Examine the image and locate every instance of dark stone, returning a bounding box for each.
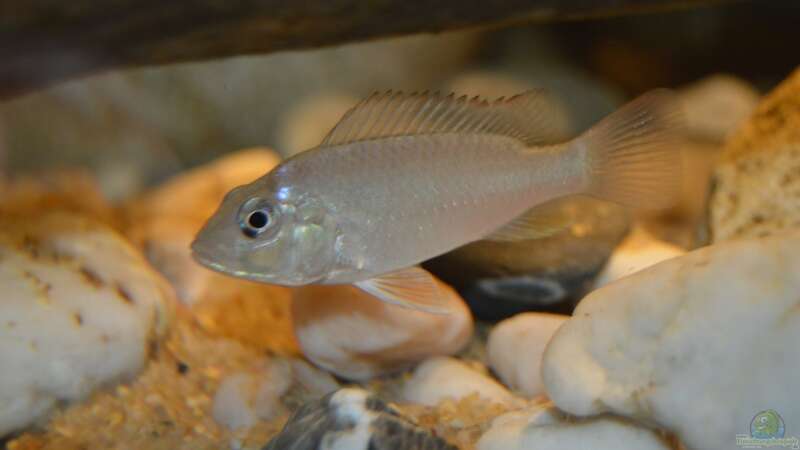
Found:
[423,197,630,321]
[264,388,455,450]
[1,0,736,100]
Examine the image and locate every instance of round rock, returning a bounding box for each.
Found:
[710,67,800,242]
[403,357,516,407]
[487,313,568,397]
[0,212,173,436]
[291,282,472,381]
[542,232,800,450]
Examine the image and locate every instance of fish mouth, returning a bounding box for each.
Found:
[190,242,227,273]
[190,239,286,284]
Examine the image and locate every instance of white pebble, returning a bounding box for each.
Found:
[487,313,567,396]
[403,357,516,407]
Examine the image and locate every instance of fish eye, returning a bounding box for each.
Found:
[247,210,269,229]
[238,199,274,238]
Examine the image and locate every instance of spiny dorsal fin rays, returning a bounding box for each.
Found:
[319,89,570,147]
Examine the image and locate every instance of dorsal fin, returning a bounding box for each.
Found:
[320,90,569,147]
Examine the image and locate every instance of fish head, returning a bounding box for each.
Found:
[191,178,339,285]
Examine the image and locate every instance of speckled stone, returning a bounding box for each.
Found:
[264,388,456,450]
[423,197,630,321]
[0,212,173,437]
[711,67,800,241]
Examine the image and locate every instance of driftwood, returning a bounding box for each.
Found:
[1,0,733,99]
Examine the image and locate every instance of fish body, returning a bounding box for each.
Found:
[192,90,682,312]
[275,134,577,283]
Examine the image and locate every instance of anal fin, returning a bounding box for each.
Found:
[485,196,577,242]
[354,267,451,315]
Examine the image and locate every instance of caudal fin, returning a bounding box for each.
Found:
[578,89,684,210]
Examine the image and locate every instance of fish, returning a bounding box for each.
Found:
[191,89,683,314]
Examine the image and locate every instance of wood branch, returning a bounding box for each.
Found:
[1,0,733,100]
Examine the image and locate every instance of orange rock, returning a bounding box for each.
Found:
[291,280,473,380]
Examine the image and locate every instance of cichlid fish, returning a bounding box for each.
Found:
[191,89,682,313]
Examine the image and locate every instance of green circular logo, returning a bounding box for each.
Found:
[751,410,786,439]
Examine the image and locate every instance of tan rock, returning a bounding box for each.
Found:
[291,281,473,380]
[711,67,800,241]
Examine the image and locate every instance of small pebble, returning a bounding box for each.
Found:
[403,357,517,407]
[487,313,567,397]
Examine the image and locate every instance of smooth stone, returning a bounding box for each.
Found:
[593,227,685,288]
[264,387,456,450]
[477,404,671,450]
[487,313,568,397]
[423,196,630,321]
[0,212,173,436]
[542,232,800,450]
[711,67,800,242]
[125,148,281,304]
[403,357,516,407]
[291,282,473,381]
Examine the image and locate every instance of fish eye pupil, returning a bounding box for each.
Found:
[247,210,269,229]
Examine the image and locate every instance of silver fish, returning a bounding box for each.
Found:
[192,89,682,313]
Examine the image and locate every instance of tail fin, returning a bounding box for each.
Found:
[577,89,684,210]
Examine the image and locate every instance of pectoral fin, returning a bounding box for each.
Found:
[485,197,576,242]
[355,267,451,315]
